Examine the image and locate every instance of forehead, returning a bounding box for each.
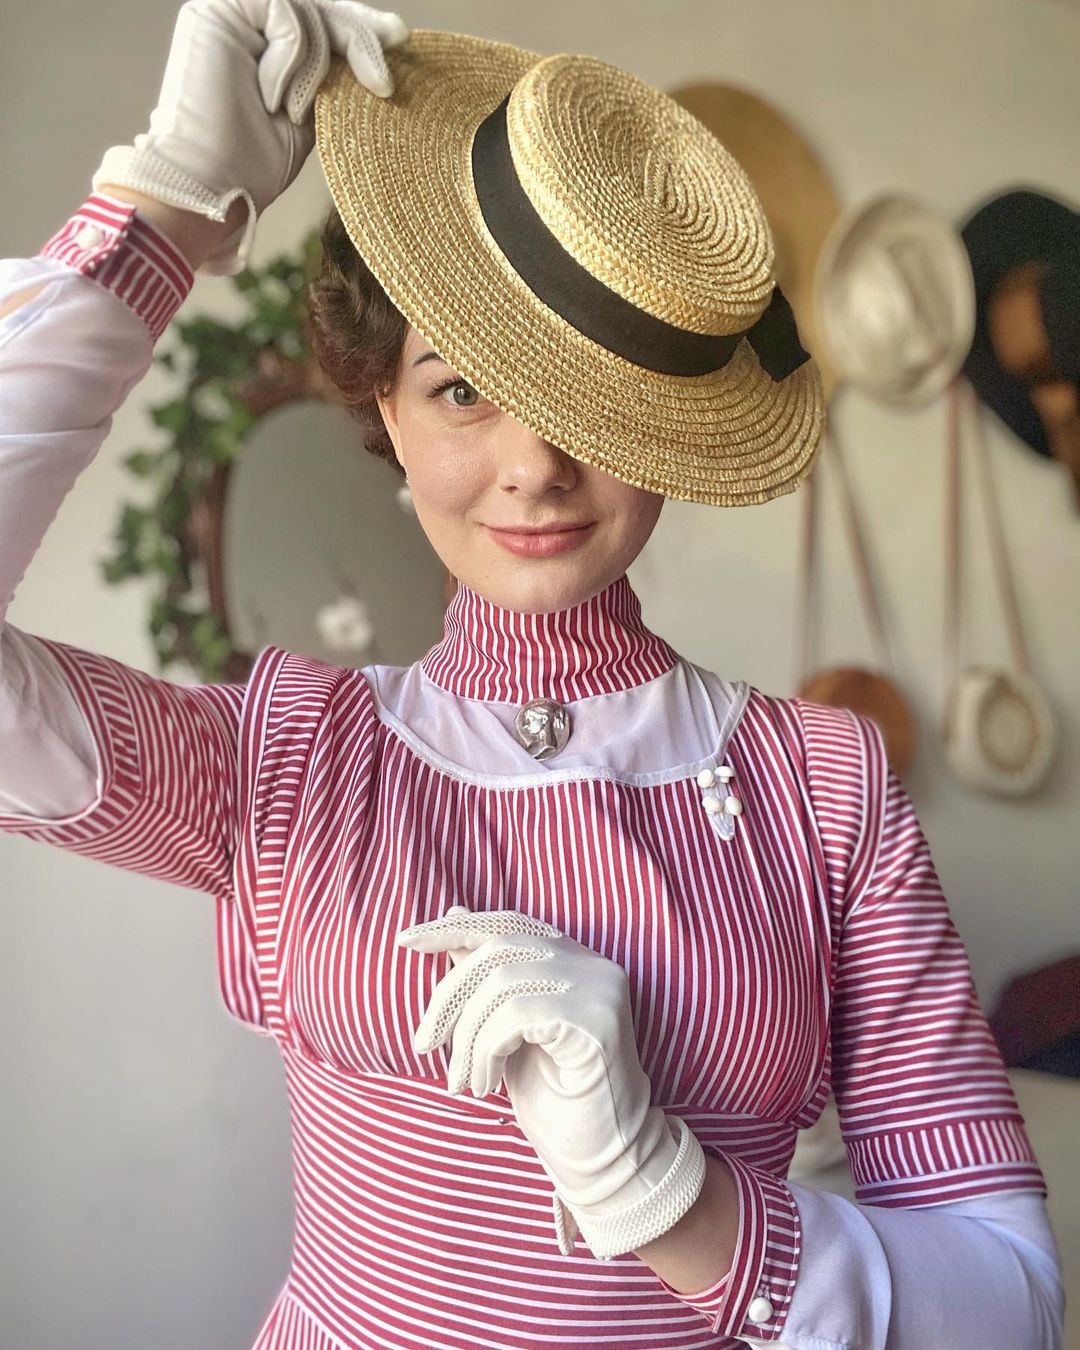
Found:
[405,327,452,368]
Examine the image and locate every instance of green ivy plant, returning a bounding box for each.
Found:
[99,229,332,684]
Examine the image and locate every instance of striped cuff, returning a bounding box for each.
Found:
[848,1118,1047,1206]
[655,1149,801,1340]
[38,193,194,342]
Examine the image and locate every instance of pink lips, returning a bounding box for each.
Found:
[485,522,596,558]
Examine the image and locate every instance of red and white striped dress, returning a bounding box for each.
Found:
[0,572,1048,1350]
[0,195,1057,1347]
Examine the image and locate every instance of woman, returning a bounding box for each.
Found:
[0,2,1064,1346]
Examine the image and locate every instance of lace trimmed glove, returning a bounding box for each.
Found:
[395,904,707,1260]
[92,0,409,275]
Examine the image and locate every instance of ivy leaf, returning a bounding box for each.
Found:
[151,400,194,434]
[175,317,224,346]
[224,402,256,437]
[208,429,245,464]
[100,553,145,583]
[149,598,172,635]
[152,543,181,579]
[173,411,216,455]
[157,486,192,532]
[267,258,299,284]
[123,449,159,478]
[117,502,149,543]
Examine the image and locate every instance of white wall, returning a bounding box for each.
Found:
[1,0,1077,1345]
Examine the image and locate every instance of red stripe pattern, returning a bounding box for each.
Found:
[422,575,678,702]
[0,579,1046,1348]
[38,193,194,341]
[0,636,260,1029]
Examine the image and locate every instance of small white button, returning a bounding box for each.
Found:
[723,795,743,816]
[703,795,724,815]
[717,765,735,782]
[697,768,716,788]
[75,224,105,249]
[747,1295,774,1323]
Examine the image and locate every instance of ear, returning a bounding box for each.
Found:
[375,385,406,474]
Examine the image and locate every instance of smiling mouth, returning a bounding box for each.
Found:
[486,522,595,535]
[485,522,597,557]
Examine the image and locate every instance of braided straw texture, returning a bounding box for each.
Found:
[507,55,774,332]
[314,30,825,506]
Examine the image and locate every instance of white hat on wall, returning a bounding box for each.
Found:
[814,193,976,406]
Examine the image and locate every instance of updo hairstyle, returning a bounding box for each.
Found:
[306,204,409,476]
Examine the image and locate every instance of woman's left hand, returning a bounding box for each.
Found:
[395,904,706,1257]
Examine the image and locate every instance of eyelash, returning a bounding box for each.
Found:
[426,376,480,406]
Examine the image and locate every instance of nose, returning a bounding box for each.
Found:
[496,418,579,496]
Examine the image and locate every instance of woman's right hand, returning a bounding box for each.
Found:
[91,0,409,275]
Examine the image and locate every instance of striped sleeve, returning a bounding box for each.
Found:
[661,697,1047,1342]
[824,708,1047,1206]
[0,632,245,899]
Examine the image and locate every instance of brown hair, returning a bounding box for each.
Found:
[306,204,409,476]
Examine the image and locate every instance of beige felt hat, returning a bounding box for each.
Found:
[814,194,976,406]
[313,29,825,507]
[668,82,843,400]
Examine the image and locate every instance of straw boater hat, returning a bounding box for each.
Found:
[813,194,976,407]
[313,30,826,507]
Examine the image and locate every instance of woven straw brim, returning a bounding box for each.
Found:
[314,30,825,508]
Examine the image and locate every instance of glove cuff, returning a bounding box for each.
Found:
[553,1114,707,1260]
[90,145,256,276]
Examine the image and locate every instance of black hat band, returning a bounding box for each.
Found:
[471,94,810,381]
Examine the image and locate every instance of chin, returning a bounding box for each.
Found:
[466,557,617,615]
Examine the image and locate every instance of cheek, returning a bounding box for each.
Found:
[597,481,664,539]
[399,421,489,512]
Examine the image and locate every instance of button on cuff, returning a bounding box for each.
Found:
[747,1294,774,1323]
[74,224,105,249]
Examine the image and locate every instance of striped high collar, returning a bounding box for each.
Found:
[420,575,678,704]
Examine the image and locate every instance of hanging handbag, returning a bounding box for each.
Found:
[941,378,1057,795]
[794,412,917,779]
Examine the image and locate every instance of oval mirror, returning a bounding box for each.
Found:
[223,400,446,669]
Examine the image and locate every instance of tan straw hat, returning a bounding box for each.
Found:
[313,30,826,507]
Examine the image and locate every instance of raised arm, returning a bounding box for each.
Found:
[0,0,409,830]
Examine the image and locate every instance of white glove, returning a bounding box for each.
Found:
[91,0,409,275]
[395,904,707,1260]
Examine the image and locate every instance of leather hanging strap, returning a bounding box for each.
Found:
[793,394,897,691]
[943,378,1034,733]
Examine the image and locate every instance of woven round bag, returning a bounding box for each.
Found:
[943,668,1056,796]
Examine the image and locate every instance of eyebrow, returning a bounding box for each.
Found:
[412,351,450,368]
